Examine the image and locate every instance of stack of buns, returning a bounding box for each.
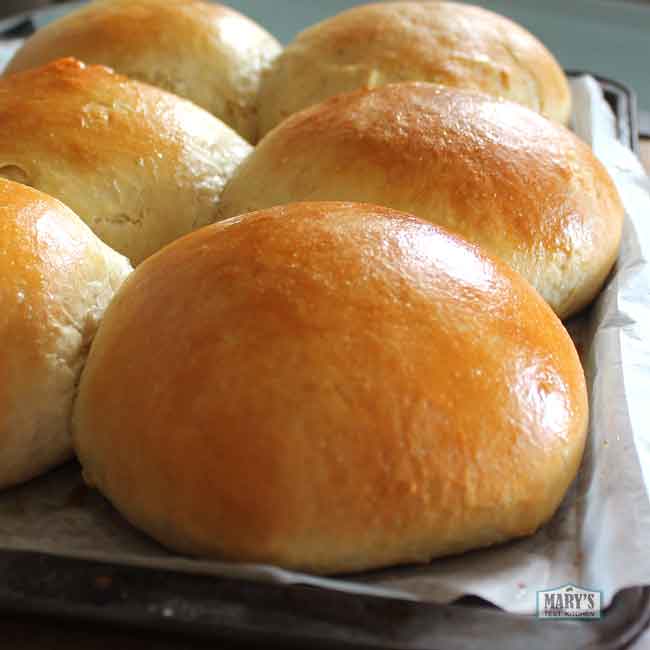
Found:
[0,0,624,575]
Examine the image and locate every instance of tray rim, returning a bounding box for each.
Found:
[1,548,650,650]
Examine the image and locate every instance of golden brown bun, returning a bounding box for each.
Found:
[0,179,131,491]
[0,58,251,265]
[73,202,588,574]
[220,83,624,319]
[5,0,282,142]
[257,1,571,135]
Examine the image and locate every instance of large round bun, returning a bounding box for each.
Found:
[5,0,282,143]
[221,83,624,319]
[0,58,251,265]
[73,202,588,574]
[258,1,571,136]
[0,179,131,491]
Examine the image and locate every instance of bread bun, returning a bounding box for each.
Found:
[220,83,623,319]
[0,179,131,491]
[257,1,571,136]
[73,202,588,573]
[0,58,251,265]
[5,0,282,143]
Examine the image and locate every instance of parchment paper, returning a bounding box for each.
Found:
[0,39,20,70]
[1,58,649,614]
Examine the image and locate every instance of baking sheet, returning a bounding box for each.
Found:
[1,40,649,615]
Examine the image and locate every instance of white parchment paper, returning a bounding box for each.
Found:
[1,45,649,615]
[0,39,20,70]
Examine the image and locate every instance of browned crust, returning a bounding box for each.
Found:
[0,58,251,265]
[0,179,131,489]
[222,82,624,319]
[258,1,571,135]
[6,0,282,142]
[73,202,588,573]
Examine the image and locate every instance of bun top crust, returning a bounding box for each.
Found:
[0,58,251,265]
[220,83,624,319]
[5,0,282,142]
[257,1,571,135]
[73,201,588,573]
[0,179,131,490]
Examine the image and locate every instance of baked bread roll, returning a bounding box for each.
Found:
[220,83,624,319]
[5,0,282,143]
[257,1,571,136]
[0,58,251,265]
[0,179,131,491]
[73,202,588,573]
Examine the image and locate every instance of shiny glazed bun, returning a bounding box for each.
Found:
[73,202,588,574]
[5,0,282,142]
[0,58,251,265]
[220,83,624,319]
[257,1,571,136]
[0,179,131,491]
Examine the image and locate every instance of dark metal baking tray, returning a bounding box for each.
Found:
[1,548,649,650]
[0,9,646,648]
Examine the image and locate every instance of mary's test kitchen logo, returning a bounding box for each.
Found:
[537,584,602,619]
